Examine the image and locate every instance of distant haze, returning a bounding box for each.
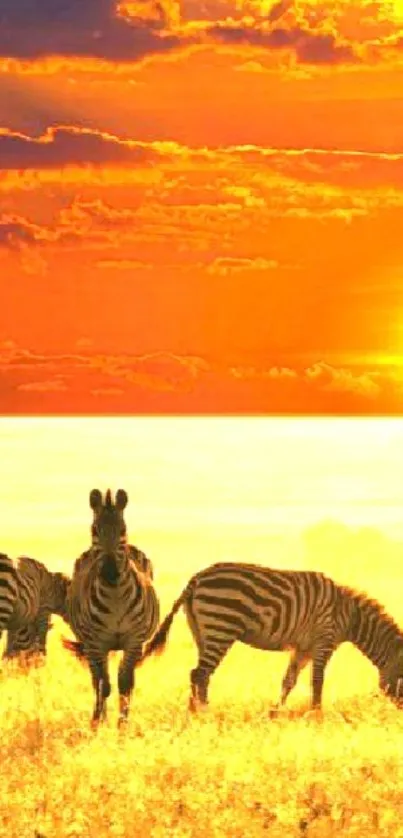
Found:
[1,417,402,609]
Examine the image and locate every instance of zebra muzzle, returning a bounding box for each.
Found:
[100,554,120,584]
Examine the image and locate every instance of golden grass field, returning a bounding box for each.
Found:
[2,573,403,838]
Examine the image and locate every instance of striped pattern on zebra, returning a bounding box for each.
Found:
[5,557,70,660]
[3,619,54,662]
[139,562,403,713]
[71,544,154,587]
[63,489,159,728]
[129,546,154,583]
[61,544,154,666]
[0,552,19,639]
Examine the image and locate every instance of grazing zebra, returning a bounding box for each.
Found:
[5,558,70,657]
[63,489,159,728]
[139,562,403,713]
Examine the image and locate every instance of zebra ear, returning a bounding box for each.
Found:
[115,489,128,510]
[89,489,103,511]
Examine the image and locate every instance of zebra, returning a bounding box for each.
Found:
[5,558,70,660]
[139,562,403,713]
[63,488,159,728]
[61,543,154,666]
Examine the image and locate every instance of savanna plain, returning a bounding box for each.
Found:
[1,571,403,838]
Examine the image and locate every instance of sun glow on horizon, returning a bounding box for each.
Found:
[2,417,403,578]
[391,0,403,20]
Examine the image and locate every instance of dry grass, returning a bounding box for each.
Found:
[2,597,403,838]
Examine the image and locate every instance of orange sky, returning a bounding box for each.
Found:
[1,0,403,413]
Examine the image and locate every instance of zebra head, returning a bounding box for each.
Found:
[4,621,54,662]
[380,647,403,707]
[90,489,129,581]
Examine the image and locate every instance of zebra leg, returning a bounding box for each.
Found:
[36,610,51,656]
[279,649,310,707]
[311,641,335,709]
[88,656,111,728]
[189,638,235,713]
[3,630,16,659]
[117,646,142,728]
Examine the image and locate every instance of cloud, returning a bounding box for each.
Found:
[0,0,364,66]
[0,213,52,273]
[2,339,403,414]
[0,342,210,398]
[0,198,146,270]
[207,256,278,274]
[305,361,380,398]
[96,259,153,269]
[5,127,402,188]
[2,138,403,282]
[88,351,210,393]
[2,140,403,283]
[0,0,185,61]
[0,126,161,169]
[230,360,382,400]
[267,0,293,24]
[0,216,40,247]
[233,59,269,72]
[18,378,68,392]
[207,22,359,64]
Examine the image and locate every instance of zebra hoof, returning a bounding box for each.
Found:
[117,716,128,730]
[189,696,208,714]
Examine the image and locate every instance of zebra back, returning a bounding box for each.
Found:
[10,557,71,641]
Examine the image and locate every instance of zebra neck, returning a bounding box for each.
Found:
[96,543,128,585]
[347,595,402,670]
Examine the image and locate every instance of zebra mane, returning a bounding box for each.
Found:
[105,489,113,507]
[17,556,48,575]
[52,571,71,589]
[342,584,403,640]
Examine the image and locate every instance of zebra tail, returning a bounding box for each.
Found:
[62,637,88,664]
[138,585,190,666]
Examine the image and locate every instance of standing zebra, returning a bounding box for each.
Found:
[139,562,403,713]
[5,558,70,657]
[63,489,159,728]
